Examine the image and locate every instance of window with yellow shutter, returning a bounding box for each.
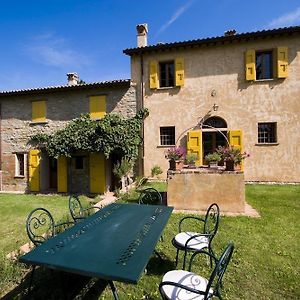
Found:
[32,100,46,122]
[245,47,288,81]
[89,95,106,119]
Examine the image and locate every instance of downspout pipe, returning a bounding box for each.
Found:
[140,52,145,176]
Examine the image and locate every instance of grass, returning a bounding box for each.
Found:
[0,184,299,299]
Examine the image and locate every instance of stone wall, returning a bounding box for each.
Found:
[0,84,136,191]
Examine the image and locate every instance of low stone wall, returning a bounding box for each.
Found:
[167,168,245,213]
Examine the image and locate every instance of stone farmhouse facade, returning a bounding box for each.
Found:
[0,75,136,193]
[124,25,300,183]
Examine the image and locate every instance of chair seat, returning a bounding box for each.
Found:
[161,270,213,300]
[174,232,209,250]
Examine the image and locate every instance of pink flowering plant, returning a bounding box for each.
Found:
[216,145,250,165]
[165,146,186,161]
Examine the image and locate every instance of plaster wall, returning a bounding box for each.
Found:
[167,171,245,213]
[131,34,300,182]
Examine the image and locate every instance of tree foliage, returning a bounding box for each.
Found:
[30,109,149,160]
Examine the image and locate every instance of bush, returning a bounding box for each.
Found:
[151,165,163,177]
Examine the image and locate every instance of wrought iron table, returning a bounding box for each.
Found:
[19,203,173,299]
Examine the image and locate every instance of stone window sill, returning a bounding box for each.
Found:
[255,143,279,146]
[14,175,25,179]
[157,145,175,148]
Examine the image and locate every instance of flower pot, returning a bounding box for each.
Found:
[225,160,235,171]
[209,161,218,169]
[169,159,184,171]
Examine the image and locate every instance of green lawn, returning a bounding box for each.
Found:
[0,184,299,299]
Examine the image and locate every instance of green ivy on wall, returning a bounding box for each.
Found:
[30,109,149,160]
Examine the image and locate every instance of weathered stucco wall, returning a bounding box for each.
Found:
[0,84,136,191]
[131,34,300,182]
[167,170,245,213]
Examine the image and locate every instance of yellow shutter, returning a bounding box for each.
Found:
[89,95,106,119]
[175,58,184,87]
[29,149,40,192]
[149,60,158,89]
[57,156,68,193]
[187,130,202,166]
[245,49,256,81]
[277,47,288,78]
[90,153,106,194]
[228,130,244,170]
[32,101,46,122]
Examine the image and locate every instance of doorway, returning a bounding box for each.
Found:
[49,157,57,189]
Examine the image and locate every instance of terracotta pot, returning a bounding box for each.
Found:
[169,159,184,171]
[225,160,235,171]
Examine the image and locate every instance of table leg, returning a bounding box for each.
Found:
[108,281,119,300]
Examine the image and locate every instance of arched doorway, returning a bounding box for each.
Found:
[202,116,228,159]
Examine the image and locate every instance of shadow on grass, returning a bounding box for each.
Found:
[145,256,175,276]
[2,266,108,300]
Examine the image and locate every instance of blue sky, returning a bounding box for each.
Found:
[0,0,300,91]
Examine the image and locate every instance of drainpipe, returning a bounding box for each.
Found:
[140,52,145,176]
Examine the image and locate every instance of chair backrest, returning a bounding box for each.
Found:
[69,194,84,221]
[26,208,55,247]
[138,188,162,205]
[203,203,220,239]
[207,242,234,298]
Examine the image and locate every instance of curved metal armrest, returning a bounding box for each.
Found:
[179,216,204,232]
[184,232,212,248]
[54,221,74,234]
[188,249,218,272]
[159,280,206,297]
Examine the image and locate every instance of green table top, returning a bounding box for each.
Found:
[19,203,173,284]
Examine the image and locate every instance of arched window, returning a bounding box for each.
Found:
[203,117,227,129]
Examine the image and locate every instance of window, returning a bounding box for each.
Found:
[149,58,184,89]
[245,48,288,81]
[258,123,277,143]
[160,127,175,145]
[32,100,46,122]
[15,153,25,177]
[159,61,175,87]
[256,51,273,80]
[89,95,106,119]
[75,157,84,169]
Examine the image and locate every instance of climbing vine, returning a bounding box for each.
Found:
[30,109,149,160]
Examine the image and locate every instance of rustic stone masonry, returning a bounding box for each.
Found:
[0,83,137,192]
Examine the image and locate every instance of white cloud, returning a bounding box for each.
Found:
[267,6,300,28]
[156,0,196,36]
[25,33,91,68]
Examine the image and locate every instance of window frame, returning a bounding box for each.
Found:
[257,122,278,144]
[159,126,176,146]
[159,61,175,88]
[15,153,26,178]
[255,50,274,80]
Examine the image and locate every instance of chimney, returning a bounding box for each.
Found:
[67,72,79,86]
[136,23,148,47]
[224,29,237,37]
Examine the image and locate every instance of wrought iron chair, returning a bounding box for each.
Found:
[138,188,164,259]
[138,187,163,205]
[159,242,234,300]
[26,207,74,247]
[172,203,220,269]
[25,207,74,294]
[69,194,102,223]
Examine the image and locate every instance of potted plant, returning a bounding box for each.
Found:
[165,146,186,171]
[204,152,221,169]
[216,145,250,171]
[185,152,198,168]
